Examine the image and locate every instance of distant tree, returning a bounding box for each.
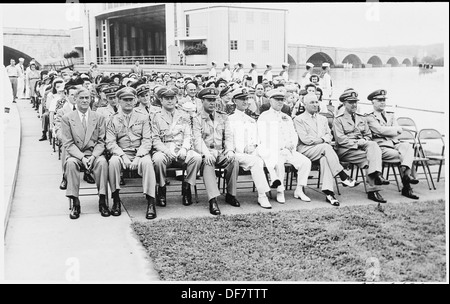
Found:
[412,56,419,66]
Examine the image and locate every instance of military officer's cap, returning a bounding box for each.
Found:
[266,63,272,67]
[129,73,138,79]
[322,62,330,68]
[197,87,219,99]
[219,86,232,97]
[282,62,289,67]
[251,62,257,66]
[102,84,119,96]
[299,89,308,96]
[153,85,165,100]
[267,88,285,99]
[306,62,314,68]
[367,89,388,101]
[116,86,136,99]
[224,61,230,66]
[211,60,217,65]
[136,84,150,97]
[96,83,109,94]
[231,87,249,100]
[157,87,179,99]
[339,89,359,103]
[80,73,90,80]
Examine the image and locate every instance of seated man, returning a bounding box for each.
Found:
[96,84,121,123]
[365,89,419,199]
[333,89,389,204]
[294,94,359,206]
[228,88,272,209]
[257,88,312,203]
[106,87,157,219]
[60,87,110,219]
[134,84,161,120]
[152,86,202,207]
[192,87,239,216]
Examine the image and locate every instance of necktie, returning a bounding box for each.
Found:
[73,105,76,111]
[125,115,130,126]
[351,114,355,123]
[82,114,87,132]
[381,112,387,123]
[209,113,214,121]
[113,106,118,113]
[145,106,149,113]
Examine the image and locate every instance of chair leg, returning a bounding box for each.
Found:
[423,161,436,190]
[194,185,199,204]
[419,161,432,190]
[437,160,443,182]
[317,166,321,189]
[385,165,390,181]
[392,165,401,192]
[335,177,341,195]
[360,168,368,193]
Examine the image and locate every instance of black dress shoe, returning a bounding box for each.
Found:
[403,174,419,185]
[225,193,240,207]
[120,176,125,186]
[83,172,95,184]
[156,186,167,207]
[99,203,111,217]
[374,175,390,185]
[69,197,81,219]
[182,182,193,206]
[38,134,47,141]
[367,191,387,203]
[209,198,221,215]
[270,179,281,189]
[59,177,67,190]
[110,200,122,216]
[402,186,419,200]
[146,197,157,220]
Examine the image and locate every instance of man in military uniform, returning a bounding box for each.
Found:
[301,62,314,88]
[333,89,390,203]
[365,89,419,199]
[320,63,333,99]
[96,84,120,123]
[60,87,110,219]
[248,62,258,88]
[193,87,239,216]
[134,84,161,121]
[280,62,289,82]
[106,87,157,219]
[220,61,232,82]
[257,88,312,203]
[208,61,217,79]
[228,88,272,209]
[152,86,202,206]
[262,63,273,82]
[294,94,359,206]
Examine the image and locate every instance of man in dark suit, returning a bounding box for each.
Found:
[61,87,110,219]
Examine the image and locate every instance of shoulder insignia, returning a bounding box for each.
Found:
[335,113,344,118]
[386,111,394,114]
[216,110,227,115]
[356,113,364,116]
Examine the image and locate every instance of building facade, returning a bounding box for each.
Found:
[77,3,287,69]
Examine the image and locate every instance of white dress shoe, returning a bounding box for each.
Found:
[341,177,360,188]
[276,191,285,204]
[258,195,272,209]
[294,188,311,202]
[326,194,340,206]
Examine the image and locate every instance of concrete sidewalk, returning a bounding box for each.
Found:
[4,98,446,282]
[4,99,158,282]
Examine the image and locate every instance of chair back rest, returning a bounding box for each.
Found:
[418,128,445,156]
[397,117,417,132]
[398,129,416,142]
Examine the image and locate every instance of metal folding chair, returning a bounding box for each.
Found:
[418,128,445,184]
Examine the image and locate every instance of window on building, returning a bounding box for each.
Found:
[230,11,238,23]
[262,40,269,52]
[230,40,238,50]
[246,12,254,23]
[246,40,254,51]
[261,12,269,24]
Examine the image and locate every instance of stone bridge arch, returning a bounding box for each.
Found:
[367,55,383,67]
[402,58,412,66]
[306,52,335,68]
[287,54,296,66]
[387,57,399,67]
[3,46,38,67]
[342,54,363,68]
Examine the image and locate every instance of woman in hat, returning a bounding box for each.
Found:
[27,63,41,109]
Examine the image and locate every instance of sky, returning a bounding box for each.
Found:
[1,2,448,48]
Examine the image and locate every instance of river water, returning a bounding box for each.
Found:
[289,67,448,134]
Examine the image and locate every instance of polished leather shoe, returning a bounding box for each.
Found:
[83,172,95,184]
[69,197,81,219]
[38,134,47,141]
[110,200,122,216]
[156,186,167,207]
[225,193,240,207]
[59,177,67,190]
[182,182,193,206]
[209,198,221,215]
[326,195,340,206]
[120,176,125,186]
[402,186,419,200]
[270,179,281,189]
[341,177,360,188]
[403,174,419,185]
[99,203,111,217]
[146,197,157,219]
[368,191,387,203]
[374,175,390,186]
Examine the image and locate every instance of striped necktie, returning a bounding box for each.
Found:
[82,114,87,132]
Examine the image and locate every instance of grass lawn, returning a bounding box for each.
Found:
[132,200,447,282]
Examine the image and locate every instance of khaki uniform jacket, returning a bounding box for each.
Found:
[193,109,233,157]
[134,104,161,123]
[61,109,106,161]
[152,108,192,156]
[106,109,152,157]
[96,104,119,123]
[179,96,203,113]
[333,112,372,155]
[365,111,402,148]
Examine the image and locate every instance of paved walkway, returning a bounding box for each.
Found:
[4,98,446,282]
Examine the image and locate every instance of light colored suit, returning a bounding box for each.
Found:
[61,109,108,197]
[106,109,156,197]
[193,109,238,200]
[365,111,414,169]
[333,111,382,191]
[294,112,343,192]
[257,108,311,191]
[179,96,203,113]
[152,108,202,187]
[229,110,270,196]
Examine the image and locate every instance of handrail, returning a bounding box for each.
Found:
[97,56,167,65]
